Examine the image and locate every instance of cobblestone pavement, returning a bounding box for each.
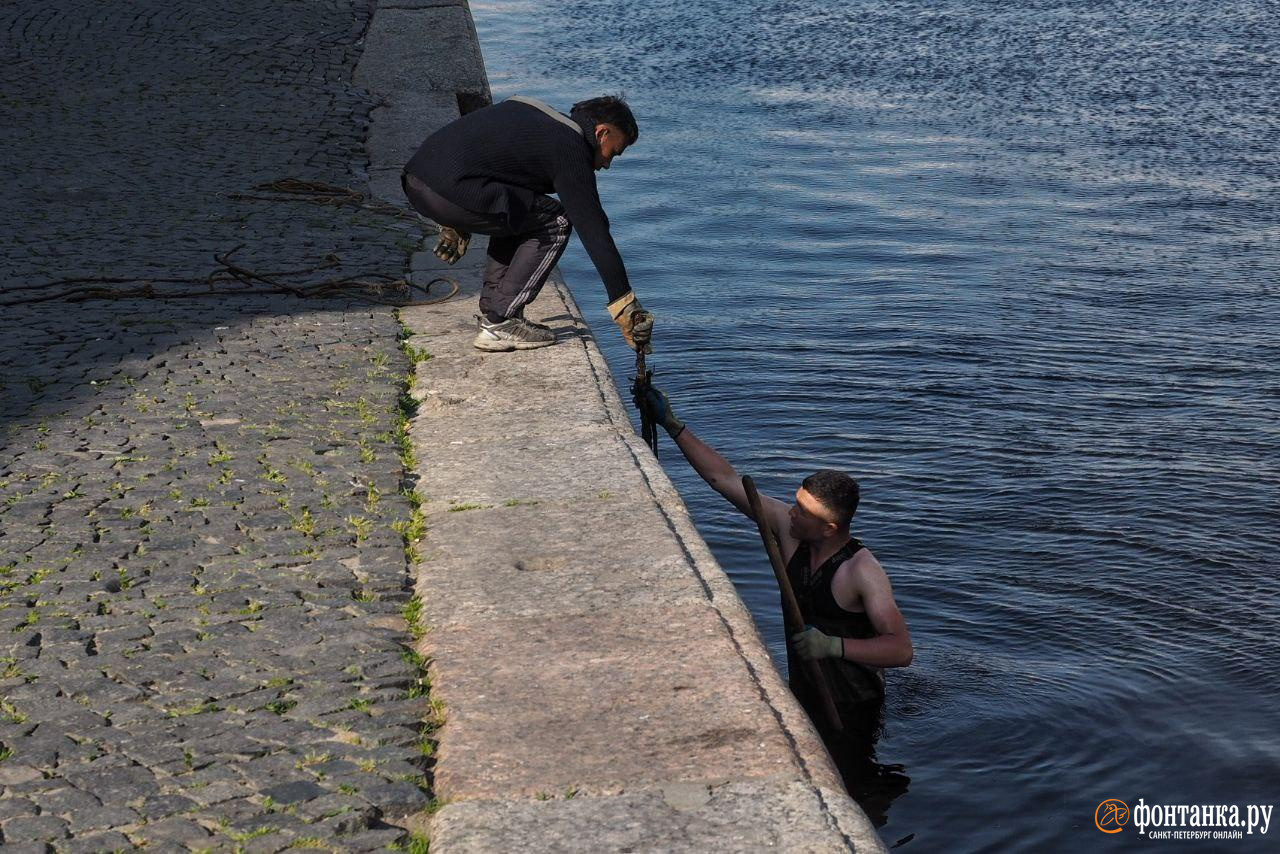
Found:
[2,1,436,850]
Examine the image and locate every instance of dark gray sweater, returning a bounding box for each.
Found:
[403,98,631,301]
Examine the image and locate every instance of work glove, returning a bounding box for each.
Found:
[790,625,843,661]
[607,292,654,354]
[639,384,685,438]
[433,226,471,265]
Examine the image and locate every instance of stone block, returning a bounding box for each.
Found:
[417,499,708,626]
[0,814,70,842]
[414,427,648,505]
[355,8,489,102]
[0,843,53,854]
[367,92,460,173]
[135,792,199,821]
[0,763,45,786]
[260,779,327,806]
[358,779,429,816]
[62,830,134,853]
[409,350,617,443]
[130,817,213,847]
[428,779,883,853]
[0,797,37,820]
[368,167,415,212]
[27,787,102,816]
[62,804,140,834]
[426,603,803,800]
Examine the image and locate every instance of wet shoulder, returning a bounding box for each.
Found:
[840,543,888,584]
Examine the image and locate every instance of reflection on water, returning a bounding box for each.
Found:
[471,0,1280,848]
[846,758,912,837]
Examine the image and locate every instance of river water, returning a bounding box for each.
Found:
[467,1,1280,849]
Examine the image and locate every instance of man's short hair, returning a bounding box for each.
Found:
[570,94,639,144]
[802,469,860,527]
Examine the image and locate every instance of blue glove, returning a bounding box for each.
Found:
[640,384,685,438]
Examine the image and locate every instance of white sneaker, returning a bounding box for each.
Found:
[510,307,551,332]
[472,314,556,351]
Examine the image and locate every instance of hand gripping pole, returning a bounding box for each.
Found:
[742,475,843,734]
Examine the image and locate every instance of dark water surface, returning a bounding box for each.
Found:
[468,1,1279,849]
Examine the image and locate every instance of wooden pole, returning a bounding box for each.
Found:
[742,475,844,734]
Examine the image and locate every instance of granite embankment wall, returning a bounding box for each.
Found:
[356,2,887,850]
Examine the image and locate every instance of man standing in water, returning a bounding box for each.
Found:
[401,94,652,354]
[639,385,913,747]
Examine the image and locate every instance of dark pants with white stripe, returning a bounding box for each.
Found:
[402,173,572,322]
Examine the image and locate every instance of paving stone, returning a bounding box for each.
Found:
[238,832,296,854]
[358,779,429,816]
[181,763,244,789]
[296,793,379,824]
[332,826,409,850]
[25,787,102,816]
[62,804,142,835]
[61,764,160,803]
[129,816,213,847]
[182,799,244,831]
[315,802,382,836]
[37,708,106,737]
[0,798,38,821]
[0,814,70,842]
[0,777,64,799]
[0,763,45,786]
[119,741,188,768]
[135,792,200,821]
[61,830,134,853]
[0,843,52,854]
[185,780,249,808]
[260,779,327,806]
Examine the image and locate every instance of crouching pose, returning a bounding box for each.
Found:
[402,94,651,353]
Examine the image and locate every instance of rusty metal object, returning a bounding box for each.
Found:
[631,350,658,455]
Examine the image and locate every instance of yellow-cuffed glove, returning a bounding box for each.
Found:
[790,626,843,661]
[433,227,471,265]
[607,292,654,354]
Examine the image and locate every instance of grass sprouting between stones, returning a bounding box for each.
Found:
[394,309,444,842]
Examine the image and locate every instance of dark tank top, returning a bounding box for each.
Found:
[784,538,885,707]
[786,538,877,639]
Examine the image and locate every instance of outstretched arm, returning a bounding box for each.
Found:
[672,426,758,519]
[643,386,790,529]
[554,160,630,302]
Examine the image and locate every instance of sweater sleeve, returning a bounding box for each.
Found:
[553,159,632,302]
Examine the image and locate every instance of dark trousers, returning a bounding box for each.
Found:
[402,173,572,321]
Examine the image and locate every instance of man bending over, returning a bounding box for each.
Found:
[402,94,652,354]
